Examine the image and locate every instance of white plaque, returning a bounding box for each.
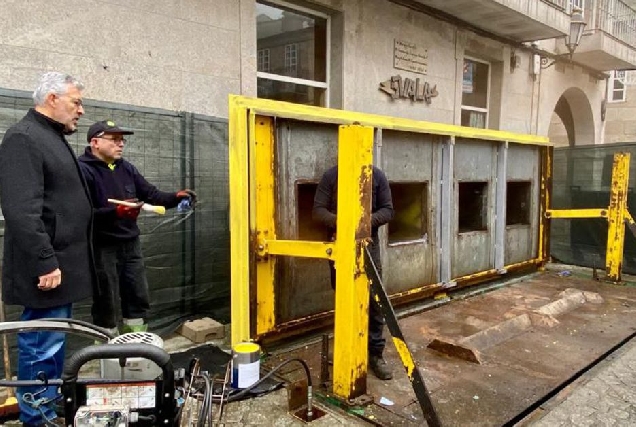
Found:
[394,39,428,75]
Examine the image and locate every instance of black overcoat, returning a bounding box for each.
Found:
[0,109,94,308]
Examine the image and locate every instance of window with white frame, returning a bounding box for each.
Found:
[569,0,583,13]
[257,49,270,72]
[609,70,626,102]
[256,0,329,106]
[284,44,298,75]
[461,58,490,129]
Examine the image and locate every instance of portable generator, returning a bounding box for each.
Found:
[0,319,179,426]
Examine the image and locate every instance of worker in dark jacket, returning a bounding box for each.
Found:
[79,121,195,334]
[0,71,93,426]
[313,165,394,380]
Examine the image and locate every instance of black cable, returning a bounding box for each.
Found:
[215,357,312,403]
[204,385,211,424]
[203,372,215,426]
[196,373,211,427]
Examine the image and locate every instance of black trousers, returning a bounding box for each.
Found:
[329,240,386,357]
[92,238,150,329]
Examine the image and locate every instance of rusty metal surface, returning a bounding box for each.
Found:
[276,120,339,322]
[262,270,636,426]
[506,144,540,264]
[383,130,439,293]
[452,140,497,278]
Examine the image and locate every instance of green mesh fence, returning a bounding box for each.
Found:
[551,143,636,274]
[0,89,230,370]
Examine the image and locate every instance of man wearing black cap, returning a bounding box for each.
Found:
[79,120,196,334]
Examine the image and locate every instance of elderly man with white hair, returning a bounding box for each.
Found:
[0,71,94,426]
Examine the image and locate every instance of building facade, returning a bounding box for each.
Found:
[2,0,635,141]
[2,0,636,329]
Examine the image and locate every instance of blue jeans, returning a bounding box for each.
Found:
[18,304,71,425]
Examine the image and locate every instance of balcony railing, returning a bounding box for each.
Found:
[585,0,636,48]
[542,0,568,12]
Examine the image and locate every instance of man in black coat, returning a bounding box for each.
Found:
[313,165,394,380]
[0,71,93,426]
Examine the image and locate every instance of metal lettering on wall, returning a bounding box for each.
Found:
[394,39,428,75]
[379,75,439,104]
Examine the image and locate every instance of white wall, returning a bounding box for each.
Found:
[1,0,253,118]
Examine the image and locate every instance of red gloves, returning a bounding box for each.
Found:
[115,200,143,220]
[176,189,197,203]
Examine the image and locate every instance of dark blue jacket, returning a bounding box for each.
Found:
[0,109,94,308]
[312,165,394,240]
[78,147,179,243]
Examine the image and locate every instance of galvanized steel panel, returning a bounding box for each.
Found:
[382,130,439,291]
[505,144,540,263]
[276,120,339,321]
[453,139,496,277]
[505,225,533,264]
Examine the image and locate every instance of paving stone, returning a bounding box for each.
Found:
[531,339,636,427]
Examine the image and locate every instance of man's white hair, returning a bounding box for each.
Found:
[32,72,84,105]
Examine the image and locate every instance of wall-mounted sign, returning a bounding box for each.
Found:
[394,39,428,75]
[379,75,438,104]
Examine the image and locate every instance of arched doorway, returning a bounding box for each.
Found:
[546,87,597,267]
[548,87,596,147]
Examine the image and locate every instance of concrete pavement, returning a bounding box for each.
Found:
[527,336,636,427]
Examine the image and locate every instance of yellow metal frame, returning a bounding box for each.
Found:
[331,125,374,398]
[229,95,549,400]
[539,145,553,264]
[545,152,631,282]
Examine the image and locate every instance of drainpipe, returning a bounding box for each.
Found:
[600,75,609,145]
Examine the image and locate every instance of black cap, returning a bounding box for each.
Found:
[87,120,134,142]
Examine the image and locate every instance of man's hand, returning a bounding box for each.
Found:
[176,189,197,203]
[38,268,62,291]
[116,199,143,220]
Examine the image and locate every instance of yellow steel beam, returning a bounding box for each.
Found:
[606,152,630,282]
[254,115,277,336]
[229,99,250,346]
[332,124,374,400]
[230,95,549,146]
[539,146,552,263]
[545,208,608,219]
[260,240,336,260]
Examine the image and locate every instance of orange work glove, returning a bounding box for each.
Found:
[176,189,197,203]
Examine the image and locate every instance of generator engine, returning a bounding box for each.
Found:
[101,332,164,380]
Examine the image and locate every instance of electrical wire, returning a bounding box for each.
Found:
[196,372,212,427]
[215,357,312,404]
[178,357,313,426]
[148,206,196,234]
